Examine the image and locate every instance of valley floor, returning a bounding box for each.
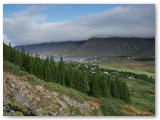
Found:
[93,59,155,78]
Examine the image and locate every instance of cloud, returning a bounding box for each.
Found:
[3,34,12,46]
[3,4,155,46]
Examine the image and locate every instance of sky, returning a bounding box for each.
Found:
[3,4,155,46]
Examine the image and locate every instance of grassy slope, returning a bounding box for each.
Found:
[122,78,155,114]
[96,59,155,78]
[3,61,155,116]
[96,59,155,114]
[3,61,103,116]
[3,61,90,104]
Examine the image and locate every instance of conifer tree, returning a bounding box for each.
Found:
[3,43,131,103]
[99,75,110,98]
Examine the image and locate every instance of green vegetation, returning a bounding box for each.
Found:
[69,106,83,116]
[15,112,23,116]
[134,58,155,61]
[6,92,29,116]
[3,43,131,102]
[32,109,48,116]
[44,82,90,103]
[101,69,154,83]
[122,78,155,113]
[4,60,89,104]
[26,74,45,86]
[7,92,15,102]
[101,98,125,116]
[10,102,29,115]
[3,43,155,116]
[96,59,155,78]
[3,61,27,76]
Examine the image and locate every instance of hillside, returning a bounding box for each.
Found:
[3,61,102,116]
[15,37,155,57]
[3,61,154,116]
[3,43,155,116]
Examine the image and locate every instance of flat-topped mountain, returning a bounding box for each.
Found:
[15,37,155,57]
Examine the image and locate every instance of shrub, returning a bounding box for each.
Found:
[4,61,27,76]
[69,106,83,116]
[100,98,125,116]
[7,92,15,102]
[44,82,90,103]
[11,102,29,115]
[26,74,44,86]
[15,111,23,116]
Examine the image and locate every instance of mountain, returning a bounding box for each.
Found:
[15,37,155,57]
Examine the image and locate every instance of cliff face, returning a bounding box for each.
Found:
[3,72,102,116]
[15,37,155,57]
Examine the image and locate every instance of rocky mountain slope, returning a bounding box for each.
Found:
[3,61,102,116]
[4,72,103,116]
[15,37,155,58]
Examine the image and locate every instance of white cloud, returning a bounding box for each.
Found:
[3,4,155,46]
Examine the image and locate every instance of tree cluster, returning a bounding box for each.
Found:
[3,43,131,103]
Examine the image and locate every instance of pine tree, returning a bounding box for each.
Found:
[3,43,131,103]
[58,57,65,86]
[99,75,110,98]
[89,74,100,98]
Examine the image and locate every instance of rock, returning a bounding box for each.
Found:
[48,111,58,116]
[10,83,16,89]
[8,79,16,89]
[58,107,68,116]
[35,85,44,93]
[10,110,16,116]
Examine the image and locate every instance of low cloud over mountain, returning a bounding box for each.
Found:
[4,4,155,46]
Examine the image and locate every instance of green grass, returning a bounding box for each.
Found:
[15,112,23,116]
[7,92,15,102]
[121,78,155,113]
[101,66,155,78]
[69,106,83,116]
[4,60,90,104]
[100,98,125,116]
[3,61,27,76]
[32,109,48,116]
[4,60,155,115]
[5,92,29,116]
[96,59,155,78]
[26,74,45,86]
[44,82,90,103]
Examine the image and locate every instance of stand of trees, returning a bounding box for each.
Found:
[101,69,154,83]
[3,43,131,103]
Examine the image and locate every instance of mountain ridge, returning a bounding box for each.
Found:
[15,37,155,58]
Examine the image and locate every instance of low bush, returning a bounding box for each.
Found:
[44,82,90,103]
[100,98,125,116]
[4,61,27,76]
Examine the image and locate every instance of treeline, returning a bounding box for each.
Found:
[120,71,154,83]
[74,63,154,83]
[101,69,154,83]
[3,43,130,103]
[134,58,155,61]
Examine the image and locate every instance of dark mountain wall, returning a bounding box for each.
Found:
[15,37,155,57]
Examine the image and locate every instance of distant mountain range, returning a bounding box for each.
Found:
[15,37,155,58]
